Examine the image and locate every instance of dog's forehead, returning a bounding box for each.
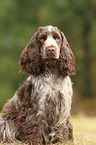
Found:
[39,25,60,33]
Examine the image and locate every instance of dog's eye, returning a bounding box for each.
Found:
[39,34,47,43]
[55,36,60,40]
[53,33,60,41]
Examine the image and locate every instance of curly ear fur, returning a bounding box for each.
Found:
[57,31,76,76]
[19,30,44,75]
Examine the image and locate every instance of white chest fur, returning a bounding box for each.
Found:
[27,73,73,123]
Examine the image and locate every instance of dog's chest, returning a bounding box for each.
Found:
[31,74,64,115]
[27,74,72,123]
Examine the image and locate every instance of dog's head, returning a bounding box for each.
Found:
[19,25,76,76]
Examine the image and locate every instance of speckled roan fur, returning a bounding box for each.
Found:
[0,26,76,144]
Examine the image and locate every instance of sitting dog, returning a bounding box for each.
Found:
[0,25,76,144]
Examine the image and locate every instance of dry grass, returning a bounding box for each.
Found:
[0,114,96,145]
[71,114,96,145]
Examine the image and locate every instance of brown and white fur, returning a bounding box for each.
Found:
[0,25,76,144]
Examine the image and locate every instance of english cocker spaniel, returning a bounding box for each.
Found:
[0,25,76,144]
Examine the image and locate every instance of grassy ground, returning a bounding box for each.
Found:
[0,114,96,145]
[71,114,96,145]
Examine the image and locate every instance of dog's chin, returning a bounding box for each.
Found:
[42,57,58,67]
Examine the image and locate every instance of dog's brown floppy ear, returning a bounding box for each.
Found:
[19,30,44,75]
[57,31,76,76]
[60,31,70,48]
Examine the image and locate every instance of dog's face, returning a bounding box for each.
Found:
[19,25,76,76]
[38,26,62,63]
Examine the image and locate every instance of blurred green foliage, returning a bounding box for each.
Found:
[0,0,96,110]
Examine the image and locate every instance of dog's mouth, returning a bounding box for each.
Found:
[42,58,58,67]
[41,46,60,66]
